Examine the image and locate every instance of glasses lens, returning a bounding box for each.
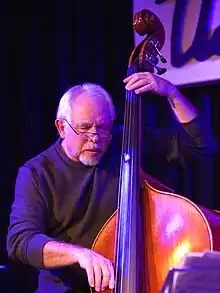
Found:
[99,133,112,140]
[81,132,112,140]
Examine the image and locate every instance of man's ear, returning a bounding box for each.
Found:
[55,119,65,138]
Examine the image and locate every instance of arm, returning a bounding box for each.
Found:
[149,116,218,163]
[124,72,218,159]
[7,166,114,291]
[42,240,114,291]
[7,166,53,268]
[124,72,197,123]
[165,86,197,123]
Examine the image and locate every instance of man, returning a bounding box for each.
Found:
[7,72,217,292]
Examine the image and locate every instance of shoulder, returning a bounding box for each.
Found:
[20,141,59,175]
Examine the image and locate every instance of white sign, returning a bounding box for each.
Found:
[133,0,220,86]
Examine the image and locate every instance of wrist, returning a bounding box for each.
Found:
[71,244,83,263]
[167,84,179,100]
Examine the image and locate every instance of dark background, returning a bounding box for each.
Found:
[1,0,220,291]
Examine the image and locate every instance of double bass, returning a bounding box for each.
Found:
[92,9,220,293]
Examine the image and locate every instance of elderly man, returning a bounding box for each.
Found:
[7,72,217,293]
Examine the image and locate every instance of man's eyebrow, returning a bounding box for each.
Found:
[75,120,112,129]
[75,122,92,127]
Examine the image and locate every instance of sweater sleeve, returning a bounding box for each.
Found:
[142,115,218,165]
[167,115,218,162]
[179,115,218,159]
[7,166,53,269]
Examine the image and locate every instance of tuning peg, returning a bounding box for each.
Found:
[145,55,167,75]
[149,41,167,63]
[155,66,167,75]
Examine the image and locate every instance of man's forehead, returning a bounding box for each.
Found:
[74,118,111,126]
[73,92,108,106]
[72,93,110,115]
[71,93,111,118]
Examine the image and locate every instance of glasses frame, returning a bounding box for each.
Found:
[64,119,112,141]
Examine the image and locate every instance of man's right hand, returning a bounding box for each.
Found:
[72,246,115,292]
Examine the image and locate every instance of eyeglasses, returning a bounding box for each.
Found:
[64,120,112,140]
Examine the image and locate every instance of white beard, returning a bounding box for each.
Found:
[79,153,101,166]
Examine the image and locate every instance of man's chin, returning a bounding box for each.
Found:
[79,154,101,166]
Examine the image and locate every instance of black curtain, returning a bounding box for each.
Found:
[1,0,133,251]
[1,1,134,290]
[1,0,220,291]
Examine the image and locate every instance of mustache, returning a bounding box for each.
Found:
[82,143,100,152]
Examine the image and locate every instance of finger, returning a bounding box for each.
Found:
[93,259,102,291]
[79,259,95,288]
[123,74,135,83]
[124,76,140,89]
[91,252,114,290]
[125,74,153,90]
[135,83,154,95]
[125,79,148,91]
[123,72,152,83]
[100,262,111,290]
[107,262,115,289]
[123,73,143,84]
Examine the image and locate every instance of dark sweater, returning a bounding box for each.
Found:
[7,116,217,292]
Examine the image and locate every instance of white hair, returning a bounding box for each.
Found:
[56,83,116,123]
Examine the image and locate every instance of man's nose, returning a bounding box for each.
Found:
[88,126,99,142]
[90,133,99,143]
[90,125,98,133]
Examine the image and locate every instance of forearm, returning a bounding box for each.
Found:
[167,86,197,123]
[43,240,79,269]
